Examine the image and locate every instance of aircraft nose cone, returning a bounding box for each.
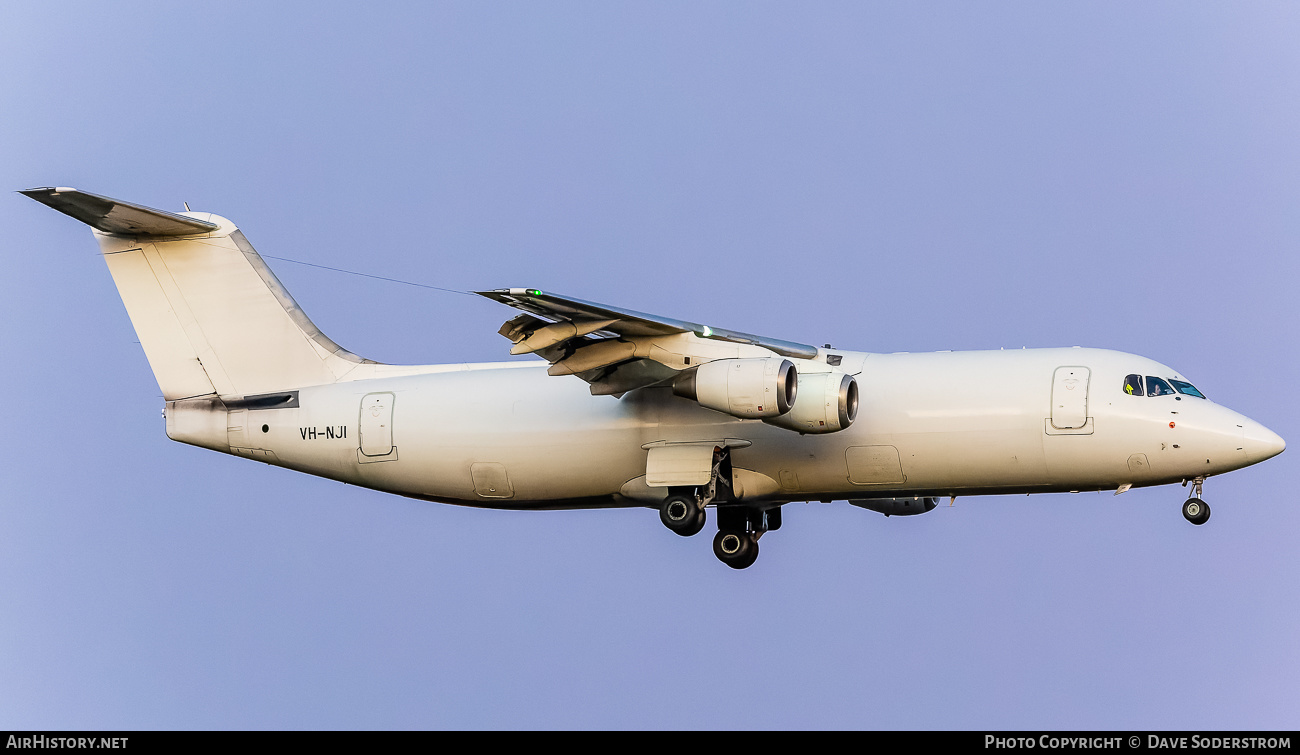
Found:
[1241,420,1285,463]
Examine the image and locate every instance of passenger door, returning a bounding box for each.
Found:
[1050,366,1090,430]
[359,392,396,458]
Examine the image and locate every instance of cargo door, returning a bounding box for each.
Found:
[1050,366,1090,430]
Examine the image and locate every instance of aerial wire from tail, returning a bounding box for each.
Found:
[259,255,478,297]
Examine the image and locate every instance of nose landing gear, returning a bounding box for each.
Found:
[1182,476,1211,525]
[1182,497,1210,525]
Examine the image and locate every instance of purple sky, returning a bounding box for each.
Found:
[3,2,1298,729]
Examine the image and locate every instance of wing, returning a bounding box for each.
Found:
[476,288,819,395]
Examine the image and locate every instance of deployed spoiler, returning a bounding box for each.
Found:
[20,187,218,236]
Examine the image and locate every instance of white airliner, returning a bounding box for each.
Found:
[24,187,1286,568]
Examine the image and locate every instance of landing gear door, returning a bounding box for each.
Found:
[645,444,715,487]
[1050,366,1090,430]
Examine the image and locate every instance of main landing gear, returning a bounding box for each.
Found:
[1182,476,1211,525]
[655,445,779,569]
[657,444,733,537]
[712,505,780,570]
[660,492,706,536]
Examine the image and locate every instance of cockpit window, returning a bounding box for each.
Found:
[1170,379,1206,399]
[1123,374,1144,396]
[1146,376,1176,397]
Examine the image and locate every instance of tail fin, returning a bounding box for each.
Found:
[23,187,372,400]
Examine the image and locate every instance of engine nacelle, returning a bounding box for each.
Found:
[673,357,796,419]
[849,497,939,517]
[764,371,858,434]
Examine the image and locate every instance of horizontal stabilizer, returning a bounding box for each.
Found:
[21,187,218,236]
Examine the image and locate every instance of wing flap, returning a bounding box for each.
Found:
[547,339,637,376]
[510,319,617,355]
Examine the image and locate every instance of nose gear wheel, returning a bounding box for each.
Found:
[1181,476,1211,525]
[1182,497,1210,525]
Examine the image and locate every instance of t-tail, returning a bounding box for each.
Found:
[22,187,377,450]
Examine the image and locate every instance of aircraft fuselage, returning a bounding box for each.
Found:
[167,346,1282,509]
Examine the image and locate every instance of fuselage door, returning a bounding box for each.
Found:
[1050,366,1090,430]
[359,392,395,457]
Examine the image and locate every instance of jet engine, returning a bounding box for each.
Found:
[764,372,858,434]
[673,357,796,419]
[849,497,939,517]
